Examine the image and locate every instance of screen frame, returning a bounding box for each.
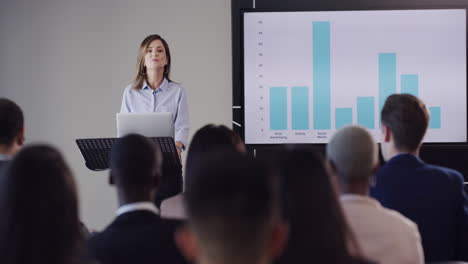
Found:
[238,8,468,147]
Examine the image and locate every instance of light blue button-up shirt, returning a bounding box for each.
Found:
[120,78,189,148]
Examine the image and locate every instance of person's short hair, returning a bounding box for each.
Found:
[184,152,280,264]
[0,98,24,146]
[0,145,82,264]
[381,94,429,152]
[110,134,162,190]
[327,125,378,183]
[185,124,245,186]
[187,124,245,154]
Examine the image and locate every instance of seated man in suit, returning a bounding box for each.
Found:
[370,94,468,262]
[327,125,424,264]
[88,134,186,264]
[175,153,287,264]
[0,98,25,169]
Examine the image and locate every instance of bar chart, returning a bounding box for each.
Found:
[244,10,466,144]
[313,21,331,130]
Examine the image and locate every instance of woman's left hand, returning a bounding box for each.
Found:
[175,141,184,158]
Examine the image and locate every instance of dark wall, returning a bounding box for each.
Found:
[231,0,468,180]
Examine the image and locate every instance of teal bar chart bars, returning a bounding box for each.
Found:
[429,107,441,129]
[269,31,442,133]
[335,108,353,129]
[270,87,288,130]
[379,53,397,111]
[401,74,419,96]
[357,97,375,129]
[313,21,331,130]
[291,86,309,130]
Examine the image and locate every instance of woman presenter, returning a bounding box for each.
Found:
[120,34,189,153]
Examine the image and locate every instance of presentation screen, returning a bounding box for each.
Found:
[243,9,467,144]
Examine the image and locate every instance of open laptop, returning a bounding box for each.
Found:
[116,112,174,138]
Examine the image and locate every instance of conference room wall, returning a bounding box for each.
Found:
[0,0,232,229]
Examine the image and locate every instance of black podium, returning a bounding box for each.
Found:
[76,137,183,207]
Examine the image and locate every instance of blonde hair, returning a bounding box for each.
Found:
[131,34,173,90]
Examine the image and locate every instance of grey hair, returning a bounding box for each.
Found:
[326,125,378,183]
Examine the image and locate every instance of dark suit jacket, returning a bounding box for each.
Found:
[0,160,9,171]
[0,160,10,179]
[370,154,468,262]
[88,210,187,264]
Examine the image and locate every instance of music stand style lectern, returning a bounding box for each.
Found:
[76,137,183,206]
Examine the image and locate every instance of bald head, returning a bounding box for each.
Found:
[327,126,378,185]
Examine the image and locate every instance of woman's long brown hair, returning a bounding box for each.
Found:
[0,145,84,264]
[276,149,364,264]
[132,34,173,90]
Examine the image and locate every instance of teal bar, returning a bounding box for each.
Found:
[379,53,397,111]
[270,87,287,130]
[401,74,418,97]
[335,108,353,129]
[357,97,375,129]
[313,21,331,130]
[291,86,309,130]
[429,107,441,129]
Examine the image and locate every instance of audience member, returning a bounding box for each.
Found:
[0,98,24,169]
[160,124,246,219]
[175,153,287,264]
[327,125,424,264]
[275,149,371,264]
[87,134,187,264]
[371,94,468,261]
[0,145,89,264]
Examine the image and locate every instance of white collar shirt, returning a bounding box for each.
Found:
[116,201,159,216]
[340,194,424,264]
